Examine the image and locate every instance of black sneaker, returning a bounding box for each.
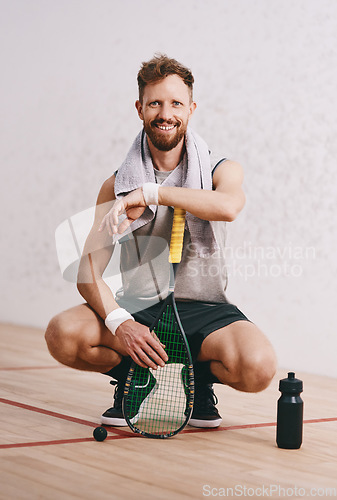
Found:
[126,371,158,424]
[101,379,128,426]
[188,383,222,428]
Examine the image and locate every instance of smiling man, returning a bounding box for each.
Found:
[138,72,195,154]
[45,54,277,429]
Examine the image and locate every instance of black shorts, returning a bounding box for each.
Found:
[127,300,250,361]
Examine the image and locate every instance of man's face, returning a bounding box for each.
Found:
[135,74,196,152]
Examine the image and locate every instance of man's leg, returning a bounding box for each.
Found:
[187,320,277,428]
[197,320,277,392]
[45,303,132,425]
[45,303,126,373]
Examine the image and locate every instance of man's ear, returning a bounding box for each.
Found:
[135,100,143,120]
[189,101,197,118]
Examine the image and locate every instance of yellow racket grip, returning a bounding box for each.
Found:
[169,208,186,263]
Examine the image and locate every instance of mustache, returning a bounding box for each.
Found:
[151,119,180,127]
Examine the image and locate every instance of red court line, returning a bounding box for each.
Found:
[303,417,337,424]
[0,398,99,428]
[0,398,131,437]
[0,434,136,450]
[1,397,336,450]
[0,365,62,371]
[182,422,277,434]
[2,418,337,450]
[182,417,337,435]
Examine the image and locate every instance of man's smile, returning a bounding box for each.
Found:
[156,124,176,131]
[153,122,178,132]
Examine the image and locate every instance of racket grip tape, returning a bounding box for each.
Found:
[169,208,186,263]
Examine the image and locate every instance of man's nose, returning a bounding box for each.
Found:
[157,103,172,122]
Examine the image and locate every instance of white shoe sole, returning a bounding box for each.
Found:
[188,417,222,428]
[100,415,128,426]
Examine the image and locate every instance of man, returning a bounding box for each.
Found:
[45,54,277,428]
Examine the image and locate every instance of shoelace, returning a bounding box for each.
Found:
[194,383,219,411]
[110,379,125,409]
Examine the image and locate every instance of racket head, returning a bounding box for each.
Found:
[123,293,194,438]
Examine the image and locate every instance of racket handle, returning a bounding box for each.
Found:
[169,208,186,263]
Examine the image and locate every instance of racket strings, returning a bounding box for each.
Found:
[124,303,192,437]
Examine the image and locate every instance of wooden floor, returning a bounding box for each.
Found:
[1,323,337,500]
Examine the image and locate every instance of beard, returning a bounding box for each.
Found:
[143,119,187,152]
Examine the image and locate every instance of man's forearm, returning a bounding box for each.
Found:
[158,186,243,222]
[77,279,120,320]
[77,252,120,320]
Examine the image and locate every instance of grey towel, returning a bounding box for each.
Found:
[114,127,218,256]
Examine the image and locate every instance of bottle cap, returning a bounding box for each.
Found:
[279,372,303,393]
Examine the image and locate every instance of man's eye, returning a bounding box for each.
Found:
[173,101,182,106]
[150,101,159,106]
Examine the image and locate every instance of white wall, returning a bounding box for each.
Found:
[1,0,336,377]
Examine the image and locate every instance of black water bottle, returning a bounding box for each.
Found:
[276,372,303,449]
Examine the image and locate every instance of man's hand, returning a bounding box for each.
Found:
[115,319,168,369]
[98,188,146,236]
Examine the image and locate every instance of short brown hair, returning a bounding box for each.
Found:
[137,53,194,102]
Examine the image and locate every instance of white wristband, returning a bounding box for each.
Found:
[142,182,159,206]
[105,308,134,335]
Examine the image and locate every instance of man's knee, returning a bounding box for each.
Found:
[45,313,81,365]
[241,349,277,392]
